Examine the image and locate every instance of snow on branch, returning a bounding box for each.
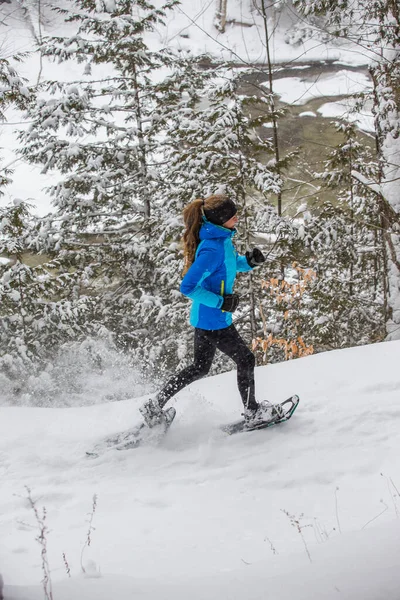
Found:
[351,169,383,196]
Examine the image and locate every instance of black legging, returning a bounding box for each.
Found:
[157,324,258,410]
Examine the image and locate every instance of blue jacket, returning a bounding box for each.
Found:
[180,219,252,330]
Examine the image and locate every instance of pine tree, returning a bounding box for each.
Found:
[19,0,180,221]
[300,122,385,350]
[293,0,400,340]
[252,121,385,363]
[0,201,95,384]
[0,54,32,192]
[18,0,218,376]
[161,69,296,350]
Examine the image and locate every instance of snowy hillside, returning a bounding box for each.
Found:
[1,340,400,599]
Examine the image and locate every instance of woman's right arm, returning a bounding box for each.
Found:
[180,245,223,308]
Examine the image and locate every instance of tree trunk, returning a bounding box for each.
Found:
[259,0,282,216]
[131,63,150,219]
[215,0,227,33]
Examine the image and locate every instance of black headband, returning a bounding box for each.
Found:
[204,198,237,226]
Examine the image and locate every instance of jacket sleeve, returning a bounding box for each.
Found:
[236,253,253,273]
[180,245,224,308]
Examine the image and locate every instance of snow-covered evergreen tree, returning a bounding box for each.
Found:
[18,0,219,376]
[253,121,385,363]
[162,69,296,347]
[294,0,400,340]
[0,54,32,191]
[0,201,95,384]
[0,55,31,118]
[300,122,385,350]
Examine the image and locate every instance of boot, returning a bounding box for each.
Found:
[243,401,284,427]
[139,396,165,428]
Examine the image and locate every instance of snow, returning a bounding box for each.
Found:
[299,111,317,117]
[270,70,371,105]
[380,126,400,211]
[2,340,400,599]
[318,100,375,133]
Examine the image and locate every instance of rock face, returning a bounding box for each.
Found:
[0,573,3,600]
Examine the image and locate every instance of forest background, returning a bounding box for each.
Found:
[0,0,399,406]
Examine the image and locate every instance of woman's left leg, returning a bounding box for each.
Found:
[215,325,258,411]
[156,327,217,408]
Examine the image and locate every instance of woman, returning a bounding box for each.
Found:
[140,194,280,428]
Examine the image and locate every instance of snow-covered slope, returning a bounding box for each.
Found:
[1,340,400,599]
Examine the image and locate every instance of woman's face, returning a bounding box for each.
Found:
[223,214,238,229]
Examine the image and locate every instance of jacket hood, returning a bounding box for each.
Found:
[199,218,236,241]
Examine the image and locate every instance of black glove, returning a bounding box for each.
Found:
[246,247,266,268]
[221,293,239,313]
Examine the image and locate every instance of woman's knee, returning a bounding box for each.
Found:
[248,350,256,369]
[239,349,255,370]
